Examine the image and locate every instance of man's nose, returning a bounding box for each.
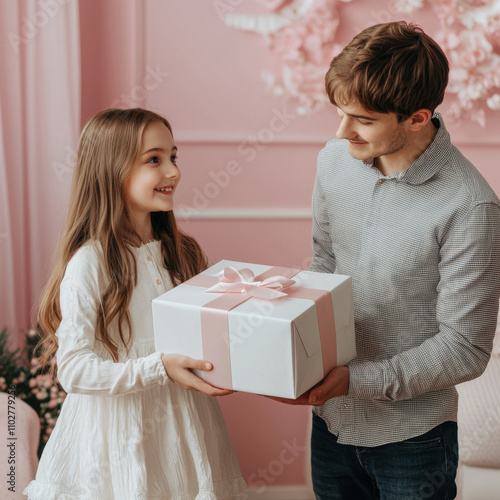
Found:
[336,117,354,140]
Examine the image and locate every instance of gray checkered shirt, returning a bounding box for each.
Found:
[311,114,500,447]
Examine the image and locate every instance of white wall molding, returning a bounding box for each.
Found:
[174,133,500,147]
[175,133,329,146]
[175,207,312,220]
[243,485,314,500]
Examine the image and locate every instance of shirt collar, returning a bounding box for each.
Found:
[397,113,453,185]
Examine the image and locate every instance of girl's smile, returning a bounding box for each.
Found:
[155,185,175,194]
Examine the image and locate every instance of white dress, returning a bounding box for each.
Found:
[24,241,247,500]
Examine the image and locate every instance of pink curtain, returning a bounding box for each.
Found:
[0,0,80,347]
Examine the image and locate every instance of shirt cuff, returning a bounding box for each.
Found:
[346,359,384,400]
[144,351,169,386]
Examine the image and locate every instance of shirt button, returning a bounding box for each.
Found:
[147,256,151,261]
[156,279,161,285]
[378,179,384,184]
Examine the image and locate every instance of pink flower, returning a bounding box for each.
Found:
[487,93,500,109]
[393,0,424,14]
[450,29,492,68]
[271,24,306,58]
[36,390,48,400]
[485,65,500,88]
[432,0,460,26]
[487,23,500,50]
[303,32,325,61]
[463,0,492,6]
[470,108,486,127]
[307,0,336,17]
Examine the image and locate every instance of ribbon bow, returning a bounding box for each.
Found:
[205,266,296,300]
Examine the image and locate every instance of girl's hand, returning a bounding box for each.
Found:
[161,354,233,397]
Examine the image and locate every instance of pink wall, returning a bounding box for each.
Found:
[79,0,500,487]
[80,0,140,123]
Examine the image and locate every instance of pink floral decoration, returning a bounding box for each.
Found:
[394,0,500,124]
[227,1,500,122]
[263,0,349,114]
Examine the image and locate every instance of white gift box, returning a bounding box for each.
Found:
[152,260,356,399]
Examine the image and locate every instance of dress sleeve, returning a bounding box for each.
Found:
[56,280,169,397]
[348,202,500,401]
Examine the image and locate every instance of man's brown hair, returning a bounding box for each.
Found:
[325,21,449,120]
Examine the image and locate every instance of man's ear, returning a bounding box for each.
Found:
[408,109,433,131]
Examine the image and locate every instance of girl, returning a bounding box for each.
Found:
[24,108,247,499]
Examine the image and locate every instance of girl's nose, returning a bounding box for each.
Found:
[165,161,178,178]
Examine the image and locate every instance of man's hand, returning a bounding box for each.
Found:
[308,365,349,405]
[265,366,349,406]
[161,354,233,397]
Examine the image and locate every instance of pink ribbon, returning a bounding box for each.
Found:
[205,266,296,299]
[184,266,337,391]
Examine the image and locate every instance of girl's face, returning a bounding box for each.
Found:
[125,121,180,226]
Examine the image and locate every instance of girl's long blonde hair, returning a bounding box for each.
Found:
[38,108,207,366]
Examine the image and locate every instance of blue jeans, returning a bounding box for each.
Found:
[311,413,458,500]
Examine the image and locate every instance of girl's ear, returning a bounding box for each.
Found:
[408,109,433,131]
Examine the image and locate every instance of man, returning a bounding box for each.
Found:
[281,22,500,499]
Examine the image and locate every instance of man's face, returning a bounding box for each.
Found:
[335,103,409,164]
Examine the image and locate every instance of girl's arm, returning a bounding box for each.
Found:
[56,282,230,397]
[162,354,232,396]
